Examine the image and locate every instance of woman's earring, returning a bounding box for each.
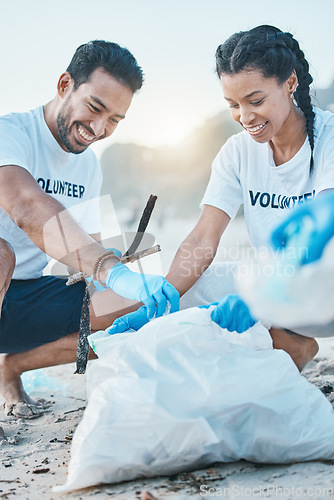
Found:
[291,92,294,100]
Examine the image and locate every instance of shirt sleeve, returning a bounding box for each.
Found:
[0,119,32,170]
[315,135,334,193]
[200,134,243,219]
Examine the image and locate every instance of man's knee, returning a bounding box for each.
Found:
[0,239,15,303]
[89,287,139,331]
[0,238,15,271]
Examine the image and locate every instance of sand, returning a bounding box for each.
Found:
[1,218,334,499]
[0,337,333,500]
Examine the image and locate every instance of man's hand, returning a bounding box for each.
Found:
[271,191,334,264]
[202,294,256,333]
[106,263,179,319]
[108,305,149,335]
[86,248,122,292]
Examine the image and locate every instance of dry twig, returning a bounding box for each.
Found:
[66,245,161,286]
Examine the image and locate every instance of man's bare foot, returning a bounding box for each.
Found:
[3,401,50,419]
[0,354,44,405]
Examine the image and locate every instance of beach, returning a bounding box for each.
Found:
[1,216,334,499]
[1,339,334,499]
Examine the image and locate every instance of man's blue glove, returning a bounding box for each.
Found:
[108,248,122,259]
[202,294,256,333]
[271,191,334,264]
[106,263,179,320]
[86,248,122,292]
[108,305,149,335]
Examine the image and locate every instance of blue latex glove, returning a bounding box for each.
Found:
[108,305,149,335]
[271,191,334,264]
[106,263,179,320]
[202,294,256,333]
[107,248,122,258]
[86,248,122,292]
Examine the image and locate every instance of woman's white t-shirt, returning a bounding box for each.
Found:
[201,107,334,248]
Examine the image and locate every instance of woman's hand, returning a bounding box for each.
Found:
[108,305,150,335]
[201,294,256,333]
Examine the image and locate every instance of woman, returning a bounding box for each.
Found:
[111,25,334,370]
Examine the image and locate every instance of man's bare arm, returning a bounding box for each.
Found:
[0,165,117,281]
[166,205,230,296]
[90,233,102,244]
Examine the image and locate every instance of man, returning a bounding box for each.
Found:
[0,40,179,414]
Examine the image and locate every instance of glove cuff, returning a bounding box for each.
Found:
[106,262,131,289]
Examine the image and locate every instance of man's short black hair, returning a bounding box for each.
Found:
[66,40,144,93]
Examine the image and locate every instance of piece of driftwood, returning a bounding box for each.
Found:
[67,245,161,374]
[66,272,89,285]
[121,244,161,263]
[68,195,159,374]
[123,194,157,257]
[66,245,161,286]
[74,286,91,374]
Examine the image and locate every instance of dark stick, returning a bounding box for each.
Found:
[123,195,157,257]
[74,285,91,374]
[74,195,157,373]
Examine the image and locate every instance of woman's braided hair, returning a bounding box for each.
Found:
[215,25,315,172]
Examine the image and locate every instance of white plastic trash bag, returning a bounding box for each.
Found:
[237,238,334,330]
[55,307,334,492]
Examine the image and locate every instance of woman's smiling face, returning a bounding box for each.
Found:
[220,69,297,143]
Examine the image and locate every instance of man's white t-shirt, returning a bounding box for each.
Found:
[0,106,103,279]
[201,107,334,248]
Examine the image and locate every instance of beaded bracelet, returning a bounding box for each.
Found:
[92,251,120,287]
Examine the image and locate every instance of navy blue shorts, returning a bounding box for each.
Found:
[0,276,86,354]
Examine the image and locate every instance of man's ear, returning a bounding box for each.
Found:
[57,72,73,98]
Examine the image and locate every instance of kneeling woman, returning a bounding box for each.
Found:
[167,24,334,370]
[113,25,334,370]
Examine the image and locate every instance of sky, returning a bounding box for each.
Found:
[1,0,334,156]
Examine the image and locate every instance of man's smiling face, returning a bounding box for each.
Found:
[56,67,133,154]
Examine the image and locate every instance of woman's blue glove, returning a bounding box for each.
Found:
[108,305,149,335]
[106,263,179,320]
[271,191,334,264]
[202,294,256,333]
